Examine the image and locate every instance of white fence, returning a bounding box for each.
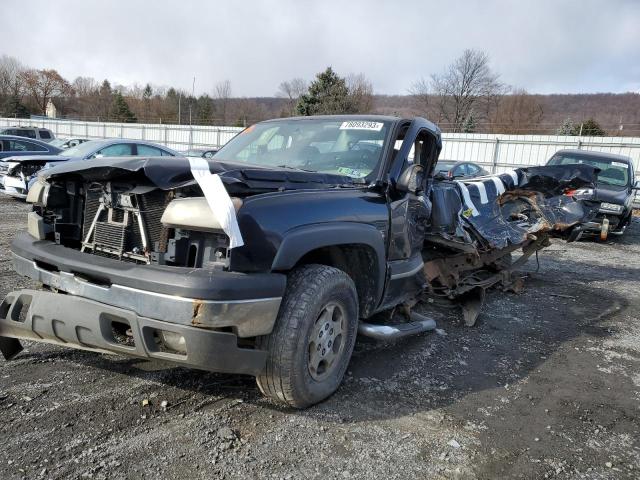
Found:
[3,117,640,176]
[440,132,640,175]
[0,117,243,151]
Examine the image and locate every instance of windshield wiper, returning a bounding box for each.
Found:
[276,164,316,173]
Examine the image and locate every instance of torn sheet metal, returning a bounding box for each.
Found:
[429,164,599,250]
[188,157,244,249]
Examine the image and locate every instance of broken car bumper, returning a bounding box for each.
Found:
[0,289,269,375]
[579,214,623,234]
[0,175,27,199]
[0,233,287,374]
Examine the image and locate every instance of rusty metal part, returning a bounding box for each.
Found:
[422,234,549,310]
[458,287,486,327]
[600,218,609,241]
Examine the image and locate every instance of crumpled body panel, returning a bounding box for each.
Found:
[428,165,599,250]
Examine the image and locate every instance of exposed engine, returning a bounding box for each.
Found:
[37,180,231,269]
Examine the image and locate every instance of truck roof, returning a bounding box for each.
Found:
[554,149,632,163]
[260,114,402,123]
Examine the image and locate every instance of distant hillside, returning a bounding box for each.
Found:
[236,93,640,135]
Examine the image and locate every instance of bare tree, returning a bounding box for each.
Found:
[277,78,308,115]
[429,49,504,132]
[22,69,71,114]
[490,89,543,134]
[214,80,232,125]
[408,77,430,114]
[72,76,99,97]
[277,78,307,100]
[0,55,26,98]
[346,73,374,113]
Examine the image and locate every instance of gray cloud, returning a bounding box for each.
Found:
[2,0,639,96]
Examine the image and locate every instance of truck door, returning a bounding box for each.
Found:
[380,124,440,310]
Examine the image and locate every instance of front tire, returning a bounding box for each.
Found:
[256,265,358,408]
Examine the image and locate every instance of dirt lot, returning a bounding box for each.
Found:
[0,194,639,480]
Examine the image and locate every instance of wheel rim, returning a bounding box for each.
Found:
[307,302,346,382]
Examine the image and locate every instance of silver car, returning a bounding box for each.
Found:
[0,139,177,199]
[0,126,55,143]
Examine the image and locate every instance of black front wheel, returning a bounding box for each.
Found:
[256,265,358,408]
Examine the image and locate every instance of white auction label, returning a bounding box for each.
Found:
[339,121,384,131]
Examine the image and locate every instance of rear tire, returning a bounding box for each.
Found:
[256,265,358,408]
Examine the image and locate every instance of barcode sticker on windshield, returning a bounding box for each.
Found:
[340,121,384,131]
[611,161,627,168]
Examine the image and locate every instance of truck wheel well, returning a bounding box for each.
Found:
[294,244,379,318]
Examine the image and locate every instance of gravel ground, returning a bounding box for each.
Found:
[0,194,639,479]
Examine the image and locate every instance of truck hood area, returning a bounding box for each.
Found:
[41,156,360,193]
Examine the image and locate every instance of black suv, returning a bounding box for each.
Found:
[547,149,638,239]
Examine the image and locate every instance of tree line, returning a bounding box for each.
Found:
[1,51,636,135]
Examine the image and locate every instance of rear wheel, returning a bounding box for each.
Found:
[256,265,358,408]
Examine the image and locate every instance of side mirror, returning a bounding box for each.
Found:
[396,164,425,194]
[633,180,640,190]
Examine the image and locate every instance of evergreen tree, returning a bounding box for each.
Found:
[575,118,606,136]
[295,67,355,115]
[111,92,137,123]
[196,94,213,123]
[142,83,153,121]
[99,79,112,97]
[557,118,575,135]
[462,111,477,133]
[143,83,153,99]
[2,95,30,117]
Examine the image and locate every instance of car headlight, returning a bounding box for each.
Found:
[599,202,623,213]
[160,197,243,232]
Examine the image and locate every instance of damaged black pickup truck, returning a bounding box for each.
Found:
[0,116,598,408]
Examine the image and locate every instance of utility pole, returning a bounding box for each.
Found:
[189,76,195,126]
[178,93,181,125]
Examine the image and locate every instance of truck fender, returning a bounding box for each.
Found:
[271,222,387,308]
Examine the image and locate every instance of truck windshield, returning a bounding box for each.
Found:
[214,119,391,179]
[548,154,631,187]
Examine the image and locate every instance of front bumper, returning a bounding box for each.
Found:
[12,251,283,337]
[580,213,624,234]
[0,174,27,199]
[0,289,268,375]
[1,233,286,374]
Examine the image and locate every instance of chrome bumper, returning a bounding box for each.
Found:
[12,253,282,338]
[0,289,268,375]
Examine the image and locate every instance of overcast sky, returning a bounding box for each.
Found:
[2,0,639,96]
